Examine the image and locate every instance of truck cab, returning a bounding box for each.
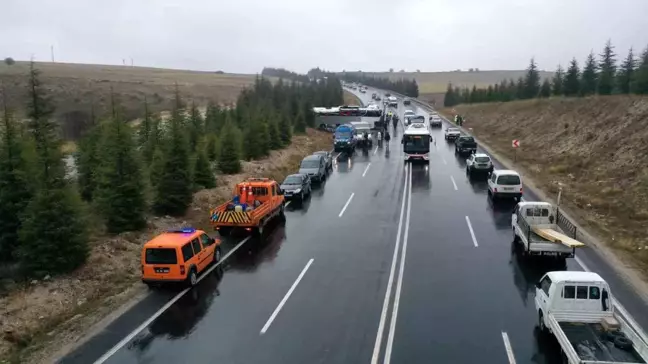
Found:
[512,201,577,259]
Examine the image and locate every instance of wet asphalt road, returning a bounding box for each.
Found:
[58,89,648,364]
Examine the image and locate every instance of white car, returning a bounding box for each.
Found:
[487,170,522,200]
[466,153,494,175]
[444,127,461,140]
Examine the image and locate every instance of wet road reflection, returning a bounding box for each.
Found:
[487,198,518,231]
[128,267,224,357]
[225,220,287,273]
[410,164,431,192]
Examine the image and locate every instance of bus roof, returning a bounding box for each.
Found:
[404,123,431,136]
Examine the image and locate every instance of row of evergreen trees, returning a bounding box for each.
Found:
[0,66,343,279]
[339,73,419,98]
[444,40,648,107]
[261,67,311,83]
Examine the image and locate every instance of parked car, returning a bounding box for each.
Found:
[312,150,333,170]
[299,154,327,182]
[403,98,411,105]
[280,174,311,201]
[445,127,461,141]
[488,169,522,200]
[455,136,478,155]
[466,153,494,176]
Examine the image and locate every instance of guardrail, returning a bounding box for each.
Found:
[556,208,577,239]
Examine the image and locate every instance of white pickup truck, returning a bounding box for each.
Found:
[536,271,648,364]
[512,201,584,260]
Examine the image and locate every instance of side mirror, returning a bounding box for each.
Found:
[535,282,541,289]
[209,237,216,246]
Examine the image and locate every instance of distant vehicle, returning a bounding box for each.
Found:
[375,95,381,101]
[385,92,391,97]
[299,155,327,182]
[403,98,411,105]
[402,123,431,163]
[466,153,494,176]
[210,178,285,236]
[535,271,648,364]
[409,115,425,124]
[280,174,311,201]
[333,124,357,153]
[403,110,416,125]
[141,228,221,287]
[312,150,333,170]
[351,121,373,148]
[454,136,477,155]
[388,96,398,107]
[512,201,584,259]
[487,169,522,200]
[359,88,366,93]
[371,92,377,99]
[318,123,336,133]
[429,115,442,128]
[444,127,461,141]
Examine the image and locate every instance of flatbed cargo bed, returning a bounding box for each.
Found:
[559,322,646,363]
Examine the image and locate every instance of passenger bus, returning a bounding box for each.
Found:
[402,123,431,163]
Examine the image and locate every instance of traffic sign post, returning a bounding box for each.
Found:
[512,139,520,162]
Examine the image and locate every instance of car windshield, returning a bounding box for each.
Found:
[283,176,302,185]
[460,137,475,142]
[475,156,490,163]
[301,160,319,168]
[448,129,459,132]
[335,130,352,139]
[145,248,177,264]
[313,152,327,157]
[497,175,521,185]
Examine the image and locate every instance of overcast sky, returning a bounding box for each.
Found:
[3,0,648,74]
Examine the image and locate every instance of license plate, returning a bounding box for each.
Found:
[504,187,514,191]
[154,267,169,273]
[478,164,487,167]
[542,252,558,256]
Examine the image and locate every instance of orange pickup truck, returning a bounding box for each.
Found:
[210,178,285,236]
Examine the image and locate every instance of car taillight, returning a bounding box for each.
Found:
[180,266,185,275]
[520,187,523,193]
[494,188,498,193]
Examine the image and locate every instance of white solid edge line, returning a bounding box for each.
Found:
[442,157,447,165]
[93,236,252,364]
[501,332,517,364]
[373,146,379,155]
[371,164,409,364]
[260,258,314,334]
[362,163,372,177]
[450,175,458,191]
[338,192,355,217]
[383,164,413,364]
[285,201,291,208]
[465,216,479,247]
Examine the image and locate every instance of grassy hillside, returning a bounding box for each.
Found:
[0,61,259,140]
[441,96,648,275]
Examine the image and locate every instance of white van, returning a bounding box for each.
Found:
[487,170,522,200]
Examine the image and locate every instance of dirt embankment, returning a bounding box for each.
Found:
[441,96,648,274]
[343,90,362,106]
[0,129,333,364]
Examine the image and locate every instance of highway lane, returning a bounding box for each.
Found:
[367,88,648,364]
[60,90,410,364]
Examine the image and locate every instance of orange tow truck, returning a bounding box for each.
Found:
[210,178,285,236]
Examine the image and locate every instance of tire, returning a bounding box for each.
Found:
[187,268,198,287]
[300,192,304,201]
[614,335,633,350]
[538,312,548,333]
[218,227,231,237]
[213,247,222,264]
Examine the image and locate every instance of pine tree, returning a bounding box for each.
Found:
[597,40,617,95]
[564,58,581,96]
[94,93,147,233]
[631,45,648,94]
[268,115,282,150]
[617,48,636,94]
[18,62,88,276]
[149,147,164,188]
[206,133,219,161]
[187,102,204,152]
[76,123,101,201]
[303,100,315,127]
[258,119,270,156]
[153,87,192,217]
[515,77,525,99]
[142,113,162,165]
[444,83,458,106]
[278,111,292,146]
[218,122,242,174]
[539,79,551,98]
[552,65,565,96]
[137,96,151,147]
[523,58,541,99]
[0,85,32,262]
[294,110,307,134]
[243,119,263,160]
[192,146,216,189]
[581,51,598,95]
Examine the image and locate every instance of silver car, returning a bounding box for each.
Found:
[299,154,327,182]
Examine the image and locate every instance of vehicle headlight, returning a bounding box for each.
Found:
[295,188,302,193]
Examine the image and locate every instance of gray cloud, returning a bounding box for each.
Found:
[2,0,647,73]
